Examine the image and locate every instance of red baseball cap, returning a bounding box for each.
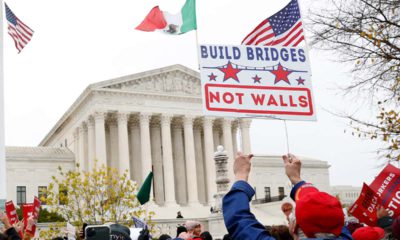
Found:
[294,183,344,238]
[352,226,385,240]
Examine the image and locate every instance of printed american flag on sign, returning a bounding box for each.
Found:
[5,3,34,53]
[242,0,304,47]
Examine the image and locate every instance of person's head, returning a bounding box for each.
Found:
[352,226,385,240]
[158,233,172,240]
[185,220,201,236]
[392,216,400,239]
[346,222,364,234]
[281,202,293,217]
[176,225,187,237]
[294,183,345,238]
[200,231,213,240]
[270,225,293,240]
[138,228,150,240]
[110,223,132,240]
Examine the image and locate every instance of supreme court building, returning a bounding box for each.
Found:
[5,65,332,226]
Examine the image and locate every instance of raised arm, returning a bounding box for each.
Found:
[222,152,275,240]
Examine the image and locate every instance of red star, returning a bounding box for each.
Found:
[270,63,292,85]
[208,72,217,81]
[218,62,241,82]
[252,75,261,83]
[296,76,305,85]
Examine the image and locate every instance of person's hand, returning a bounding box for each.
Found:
[0,209,12,230]
[26,216,36,231]
[14,220,24,232]
[234,152,253,182]
[288,213,299,240]
[282,153,302,185]
[377,205,389,218]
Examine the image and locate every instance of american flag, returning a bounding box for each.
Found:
[242,0,304,47]
[5,3,34,53]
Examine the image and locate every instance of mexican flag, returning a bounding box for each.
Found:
[135,0,197,35]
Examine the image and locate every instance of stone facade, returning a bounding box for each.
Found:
[5,65,334,231]
[331,185,361,205]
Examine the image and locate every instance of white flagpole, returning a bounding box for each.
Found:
[0,0,7,203]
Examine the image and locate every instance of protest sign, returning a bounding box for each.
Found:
[198,44,315,121]
[5,200,18,225]
[23,196,41,236]
[369,164,400,217]
[349,183,380,226]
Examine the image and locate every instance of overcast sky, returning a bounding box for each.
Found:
[3,0,386,187]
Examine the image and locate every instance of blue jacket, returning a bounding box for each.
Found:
[222,180,353,240]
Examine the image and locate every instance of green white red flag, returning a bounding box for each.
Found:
[135,0,196,35]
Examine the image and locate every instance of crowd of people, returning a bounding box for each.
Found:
[222,152,400,240]
[0,152,399,239]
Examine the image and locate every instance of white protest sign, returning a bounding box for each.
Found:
[198,44,316,121]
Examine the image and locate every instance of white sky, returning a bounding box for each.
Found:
[3,0,386,187]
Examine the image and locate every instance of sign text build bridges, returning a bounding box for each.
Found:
[198,44,316,121]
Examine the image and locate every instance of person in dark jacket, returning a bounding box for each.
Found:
[222,152,353,240]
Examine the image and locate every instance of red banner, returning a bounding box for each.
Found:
[369,164,400,217]
[5,200,19,225]
[349,183,380,226]
[22,197,40,237]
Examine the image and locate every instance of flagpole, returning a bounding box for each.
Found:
[0,0,8,204]
[195,30,200,70]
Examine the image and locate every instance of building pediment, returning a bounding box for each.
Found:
[93,65,201,96]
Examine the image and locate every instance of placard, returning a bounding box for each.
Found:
[198,44,316,121]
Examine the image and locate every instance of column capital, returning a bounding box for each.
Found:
[78,124,86,134]
[93,111,107,121]
[86,116,95,128]
[240,118,252,128]
[222,118,234,126]
[117,112,129,123]
[161,114,173,125]
[139,112,152,123]
[183,115,195,125]
[203,117,215,127]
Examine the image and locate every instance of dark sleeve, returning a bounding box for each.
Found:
[5,227,21,240]
[222,180,275,240]
[290,180,306,200]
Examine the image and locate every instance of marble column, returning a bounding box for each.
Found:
[129,121,141,183]
[183,116,199,205]
[194,126,206,204]
[94,111,107,168]
[203,117,217,204]
[78,124,86,171]
[73,128,79,169]
[83,124,89,172]
[140,113,152,183]
[87,117,96,171]
[150,120,164,205]
[213,126,220,151]
[222,118,234,182]
[118,112,130,176]
[108,118,119,170]
[232,124,238,155]
[161,114,177,206]
[240,119,252,154]
[172,122,187,205]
